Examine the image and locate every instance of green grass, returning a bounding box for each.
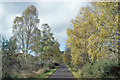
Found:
[35,66,59,78]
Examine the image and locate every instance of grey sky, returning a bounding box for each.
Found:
[0,2,89,51]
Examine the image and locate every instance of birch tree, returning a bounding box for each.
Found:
[13,5,39,59]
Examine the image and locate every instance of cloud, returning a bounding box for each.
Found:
[36,2,88,50]
[1,2,89,51]
[37,2,87,25]
[2,14,21,38]
[0,3,2,35]
[1,2,37,38]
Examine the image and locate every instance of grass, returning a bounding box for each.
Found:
[35,66,59,78]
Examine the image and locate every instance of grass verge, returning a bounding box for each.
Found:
[35,66,59,78]
[66,65,80,78]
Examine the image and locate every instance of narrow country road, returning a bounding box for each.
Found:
[48,63,77,79]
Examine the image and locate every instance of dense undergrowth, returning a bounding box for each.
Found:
[80,56,120,78]
[2,53,60,78]
[67,55,120,78]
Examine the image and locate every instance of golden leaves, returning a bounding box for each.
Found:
[66,2,119,64]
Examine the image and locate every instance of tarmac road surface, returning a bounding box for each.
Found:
[48,63,77,80]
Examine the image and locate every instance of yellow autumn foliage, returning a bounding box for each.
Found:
[66,2,119,68]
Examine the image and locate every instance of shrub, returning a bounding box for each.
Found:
[80,56,119,78]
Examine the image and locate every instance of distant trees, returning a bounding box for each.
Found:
[66,2,119,69]
[52,42,62,64]
[62,47,71,65]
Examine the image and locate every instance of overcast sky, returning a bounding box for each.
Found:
[0,2,89,51]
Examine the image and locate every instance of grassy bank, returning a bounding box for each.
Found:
[35,66,59,78]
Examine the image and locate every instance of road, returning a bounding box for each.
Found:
[48,63,77,79]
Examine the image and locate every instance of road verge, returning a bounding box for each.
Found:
[35,65,60,78]
[66,65,80,78]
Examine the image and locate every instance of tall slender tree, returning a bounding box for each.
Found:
[40,24,55,66]
[13,5,39,59]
